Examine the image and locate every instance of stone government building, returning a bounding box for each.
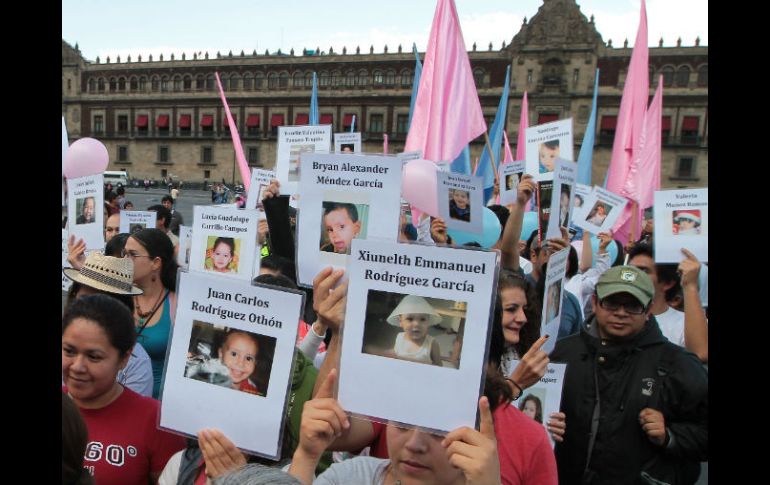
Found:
[61,0,707,188]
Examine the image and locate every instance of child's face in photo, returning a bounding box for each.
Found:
[523,400,538,420]
[212,242,233,271]
[324,208,361,254]
[221,333,258,385]
[82,198,95,221]
[560,192,570,208]
[452,190,469,209]
[539,144,559,171]
[678,218,696,230]
[399,313,431,344]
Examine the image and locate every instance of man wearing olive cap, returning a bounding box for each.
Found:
[550,266,708,485]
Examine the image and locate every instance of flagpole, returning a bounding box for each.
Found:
[630,200,638,242]
[483,131,499,184]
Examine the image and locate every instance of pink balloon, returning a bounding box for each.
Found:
[402,159,439,217]
[63,138,109,179]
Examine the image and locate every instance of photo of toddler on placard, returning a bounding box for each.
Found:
[204,236,240,273]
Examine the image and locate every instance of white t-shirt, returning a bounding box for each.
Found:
[655,306,685,347]
[117,342,154,397]
[315,457,390,484]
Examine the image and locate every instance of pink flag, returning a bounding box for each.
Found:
[215,72,251,190]
[503,130,515,164]
[404,0,487,163]
[516,92,528,160]
[605,0,648,196]
[383,133,389,154]
[612,76,663,244]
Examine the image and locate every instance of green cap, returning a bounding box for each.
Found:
[595,266,654,307]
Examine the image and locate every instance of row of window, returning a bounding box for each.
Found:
[86,68,418,94]
[651,64,707,87]
[92,112,410,136]
[598,114,704,142]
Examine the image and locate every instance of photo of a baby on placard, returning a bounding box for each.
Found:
[289,144,314,182]
[585,201,611,227]
[361,290,466,369]
[204,236,240,274]
[75,196,96,225]
[519,389,546,424]
[539,140,560,174]
[545,280,562,323]
[672,210,702,235]
[129,223,145,234]
[319,200,369,256]
[448,189,471,222]
[184,320,276,397]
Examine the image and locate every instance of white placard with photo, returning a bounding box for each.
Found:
[545,159,577,240]
[525,119,574,182]
[296,152,403,287]
[119,211,157,235]
[436,172,484,234]
[541,247,569,355]
[62,229,73,292]
[275,125,332,197]
[334,132,362,153]
[338,239,499,433]
[245,169,277,211]
[189,206,260,281]
[570,183,592,222]
[159,271,302,459]
[176,226,193,270]
[397,151,423,164]
[67,174,104,251]
[572,186,628,235]
[499,161,526,206]
[512,361,567,448]
[654,188,708,263]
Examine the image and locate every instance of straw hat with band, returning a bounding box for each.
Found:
[386,295,442,326]
[63,252,143,296]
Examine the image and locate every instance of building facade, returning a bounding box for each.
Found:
[61,0,707,188]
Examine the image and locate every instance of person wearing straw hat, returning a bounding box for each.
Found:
[385,295,443,367]
[63,252,154,397]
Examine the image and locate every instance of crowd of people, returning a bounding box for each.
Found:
[62,175,708,485]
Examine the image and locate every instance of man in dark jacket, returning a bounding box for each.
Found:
[551,265,707,484]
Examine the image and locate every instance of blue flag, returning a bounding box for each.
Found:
[450,145,471,175]
[477,65,511,203]
[350,115,356,132]
[407,44,423,131]
[310,72,319,125]
[577,69,600,186]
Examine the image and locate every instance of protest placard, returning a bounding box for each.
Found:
[545,159,577,240]
[62,229,73,292]
[160,271,302,459]
[525,119,574,181]
[245,168,276,211]
[541,247,569,354]
[573,186,628,235]
[189,206,260,281]
[499,161,526,206]
[296,153,402,287]
[570,183,592,223]
[176,225,193,270]
[536,180,553,244]
[511,362,567,448]
[334,132,362,153]
[67,174,104,251]
[119,210,157,235]
[338,239,499,433]
[654,188,708,262]
[436,172,484,234]
[275,125,331,197]
[397,151,423,164]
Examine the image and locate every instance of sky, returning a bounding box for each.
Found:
[62,0,707,62]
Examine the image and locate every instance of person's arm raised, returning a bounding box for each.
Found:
[679,248,708,363]
[508,334,549,393]
[442,397,501,485]
[500,174,535,271]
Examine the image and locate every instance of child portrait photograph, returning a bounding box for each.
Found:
[75,196,96,225]
[128,223,145,234]
[288,144,314,182]
[672,209,702,235]
[448,188,471,222]
[545,280,562,323]
[538,139,560,174]
[319,199,369,256]
[585,201,611,227]
[204,236,240,273]
[361,290,466,369]
[184,320,277,397]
